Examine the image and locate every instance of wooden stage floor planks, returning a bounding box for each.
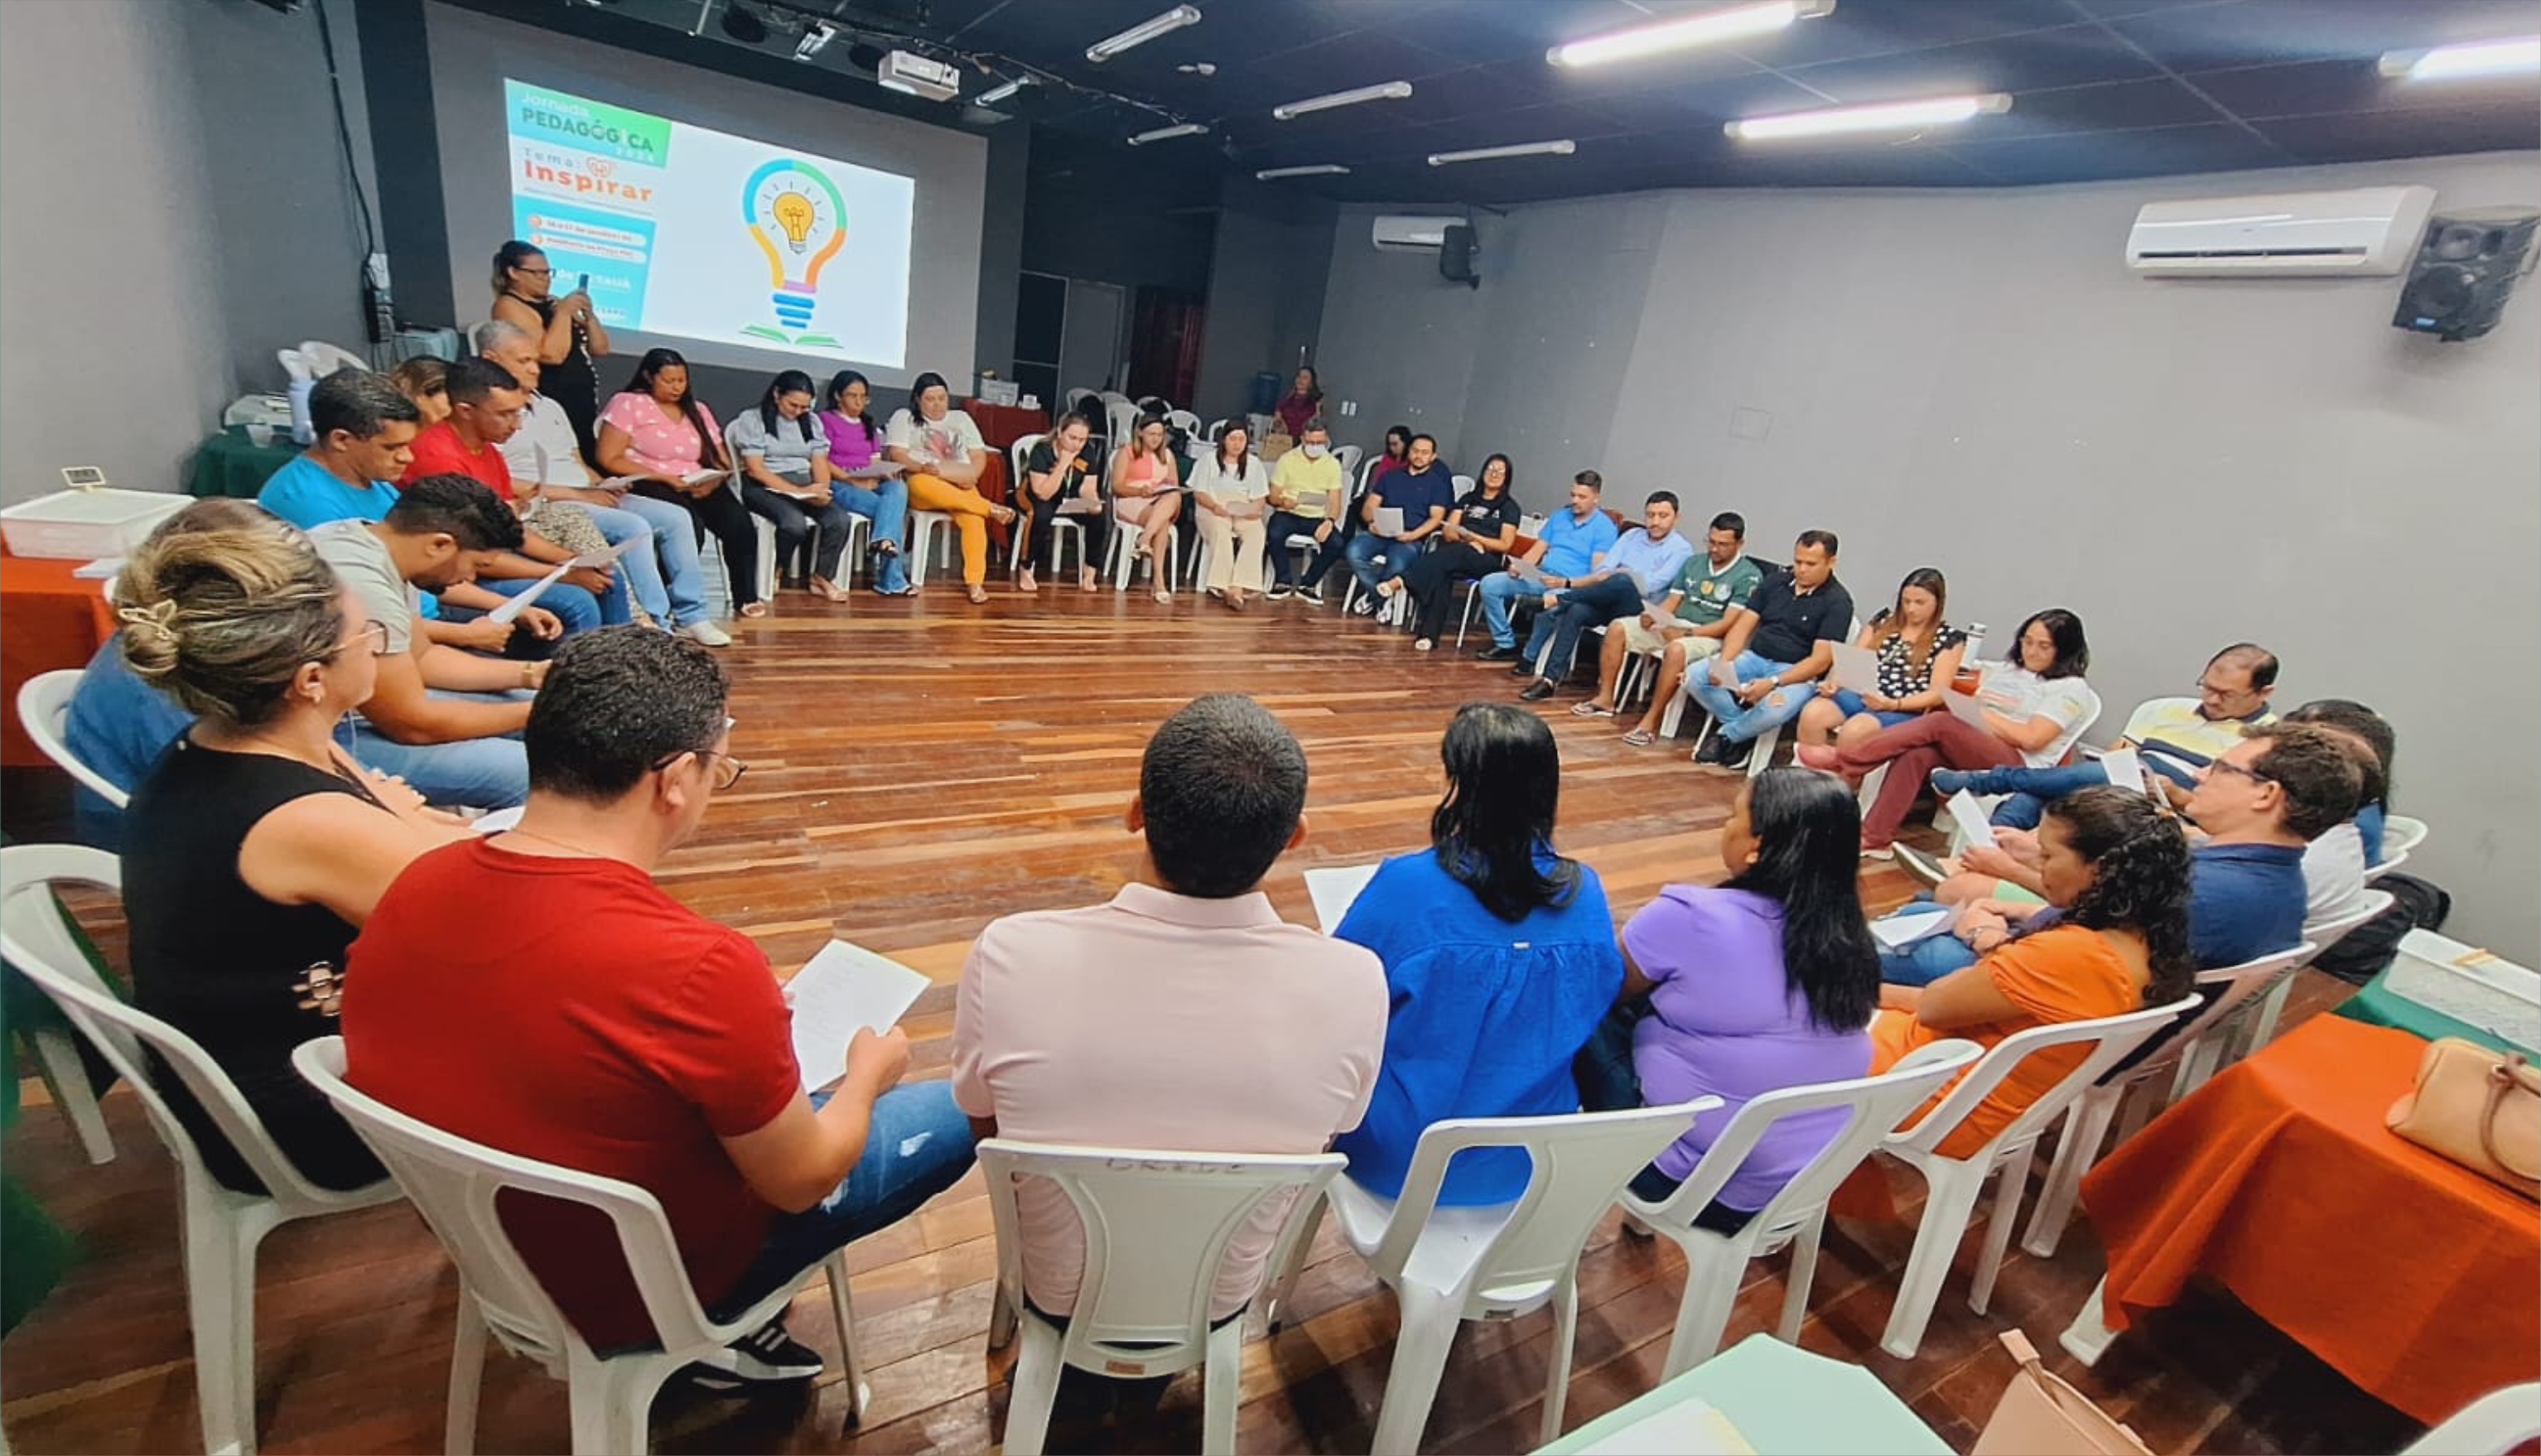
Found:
[0,586,2420,1454]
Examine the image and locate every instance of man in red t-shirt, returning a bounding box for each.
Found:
[402,357,619,631]
[343,629,973,1386]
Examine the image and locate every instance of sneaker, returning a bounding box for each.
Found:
[1928,769,1979,797]
[1299,586,1327,605]
[1712,736,1753,772]
[1860,841,1895,861]
[1894,843,1950,886]
[1414,638,1435,652]
[1518,679,1557,701]
[1507,660,1536,678]
[680,620,733,648]
[1266,584,1294,601]
[1349,595,1376,617]
[1693,735,1729,766]
[1476,644,1519,662]
[683,1318,822,1392]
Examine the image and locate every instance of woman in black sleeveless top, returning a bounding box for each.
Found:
[114,518,467,1193]
[491,240,612,460]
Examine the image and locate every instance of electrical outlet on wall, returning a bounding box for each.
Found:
[1730,407,1772,441]
[1338,399,1358,417]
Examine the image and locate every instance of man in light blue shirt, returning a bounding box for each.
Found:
[1516,492,1694,702]
[1474,470,1618,658]
[253,371,417,530]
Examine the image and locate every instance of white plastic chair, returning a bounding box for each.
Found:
[1103,494,1182,591]
[1063,387,1097,416]
[1005,434,1086,578]
[0,798,116,1165]
[1335,443,1363,479]
[2370,813,2429,881]
[2018,944,2316,1259]
[979,1139,1343,1456]
[1873,993,2200,1358]
[1105,399,1140,459]
[2206,890,2394,1075]
[2401,1381,2541,1455]
[1622,1041,1984,1378]
[1166,408,1203,440]
[1263,1101,1714,1455]
[1,846,400,1456]
[17,670,129,810]
[292,1038,873,1454]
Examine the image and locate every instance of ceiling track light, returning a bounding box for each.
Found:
[1256,164,1352,179]
[1087,5,1202,63]
[793,20,837,61]
[975,75,1034,106]
[1427,139,1576,166]
[1726,92,2012,140]
[2379,35,2541,81]
[1548,0,1834,68]
[1271,80,1412,120]
[1129,122,1210,145]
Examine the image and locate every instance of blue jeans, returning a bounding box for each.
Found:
[445,576,602,637]
[706,1082,976,1320]
[1830,688,1917,730]
[1521,575,1642,680]
[1478,571,1538,648]
[1949,763,2134,830]
[596,493,710,629]
[342,692,530,809]
[831,478,911,594]
[1342,533,1408,597]
[1685,652,1816,745]
[1875,895,1982,986]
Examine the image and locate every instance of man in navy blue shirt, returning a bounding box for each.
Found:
[1324,433,1454,610]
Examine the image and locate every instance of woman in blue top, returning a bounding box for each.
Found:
[1578,768,1880,1229]
[1333,703,1622,1206]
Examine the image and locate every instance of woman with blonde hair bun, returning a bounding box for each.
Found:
[115,522,468,1193]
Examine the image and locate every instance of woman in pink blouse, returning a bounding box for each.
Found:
[596,349,762,618]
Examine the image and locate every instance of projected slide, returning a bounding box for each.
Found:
[504,80,916,367]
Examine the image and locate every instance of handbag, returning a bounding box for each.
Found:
[2386,1037,2541,1199]
[1972,1330,2151,1456]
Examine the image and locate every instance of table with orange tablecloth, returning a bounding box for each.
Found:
[963,399,1051,451]
[2080,1015,2540,1422]
[1,554,117,767]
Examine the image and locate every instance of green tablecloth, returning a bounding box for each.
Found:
[1536,1334,1951,1454]
[187,427,301,500]
[2336,976,2536,1057]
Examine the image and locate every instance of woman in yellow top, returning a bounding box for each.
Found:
[1870,786,2194,1159]
[885,371,1016,604]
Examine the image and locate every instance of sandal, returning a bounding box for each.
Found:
[874,540,900,557]
[739,601,770,619]
[1622,728,1656,747]
[1153,588,1173,605]
[1019,569,1039,593]
[1570,701,1618,718]
[1080,568,1099,592]
[966,584,989,604]
[810,576,852,603]
[989,504,1018,527]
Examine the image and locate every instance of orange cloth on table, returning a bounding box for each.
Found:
[2081,1015,2540,1424]
[1,553,119,766]
[1870,925,2140,1159]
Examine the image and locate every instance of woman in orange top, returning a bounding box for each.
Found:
[1870,786,2195,1159]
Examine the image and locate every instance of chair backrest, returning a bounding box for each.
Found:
[1891,994,2201,1161]
[1105,398,1140,452]
[2400,1381,2541,1455]
[1335,443,1363,478]
[1165,408,1202,439]
[1010,432,1045,492]
[976,1139,1342,1376]
[0,845,355,1213]
[2372,814,2430,881]
[1064,387,1096,414]
[1377,1100,1712,1314]
[2130,942,2317,1079]
[298,340,369,377]
[17,670,129,808]
[2305,888,2394,957]
[1097,390,1132,408]
[1648,1041,1985,1239]
[1452,474,1475,495]
[292,1036,723,1366]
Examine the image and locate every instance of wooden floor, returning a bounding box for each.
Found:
[0,584,2423,1455]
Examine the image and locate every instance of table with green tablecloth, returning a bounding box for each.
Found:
[187,426,301,500]
[1535,1334,1951,1454]
[2336,971,2538,1056]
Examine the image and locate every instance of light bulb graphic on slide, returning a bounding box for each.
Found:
[742,158,847,346]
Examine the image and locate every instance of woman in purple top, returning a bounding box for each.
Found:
[1580,768,1880,1228]
[817,369,913,595]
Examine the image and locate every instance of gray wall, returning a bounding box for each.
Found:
[1316,151,2541,962]
[1,0,378,504]
[1191,178,1336,426]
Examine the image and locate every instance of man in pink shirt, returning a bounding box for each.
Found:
[951,694,1386,1328]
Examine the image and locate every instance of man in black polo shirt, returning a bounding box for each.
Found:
[1685,530,1854,770]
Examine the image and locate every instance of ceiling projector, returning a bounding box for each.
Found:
[878,50,960,102]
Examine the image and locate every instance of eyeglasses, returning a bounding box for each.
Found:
[325,620,390,661]
[2204,758,2273,788]
[651,747,748,791]
[2196,678,2259,700]
[515,266,553,277]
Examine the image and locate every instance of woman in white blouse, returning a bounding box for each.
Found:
[1188,422,1269,613]
[885,371,1015,604]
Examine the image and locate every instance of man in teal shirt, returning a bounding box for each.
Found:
[1580,512,1767,741]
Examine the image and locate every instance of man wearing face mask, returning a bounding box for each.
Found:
[1265,419,1348,602]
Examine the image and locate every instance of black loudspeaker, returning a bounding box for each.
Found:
[2393,207,2540,342]
[1439,224,1480,288]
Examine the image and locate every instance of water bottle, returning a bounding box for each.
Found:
[287,377,316,446]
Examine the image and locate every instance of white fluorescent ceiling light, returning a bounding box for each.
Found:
[1272,81,1414,120]
[1427,139,1577,166]
[793,22,837,61]
[1128,123,1210,145]
[1256,164,1352,179]
[1727,92,2012,140]
[2379,36,2541,80]
[1088,5,1202,63]
[976,75,1033,105]
[1548,0,1835,68]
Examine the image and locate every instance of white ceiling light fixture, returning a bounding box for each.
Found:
[975,75,1034,106]
[1087,5,1202,63]
[1256,164,1352,179]
[1547,0,1835,69]
[1726,92,2012,140]
[1271,80,1414,120]
[2379,35,2541,81]
[793,20,837,61]
[1427,139,1577,166]
[1128,122,1211,145]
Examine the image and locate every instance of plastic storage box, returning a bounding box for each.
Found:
[1,489,188,561]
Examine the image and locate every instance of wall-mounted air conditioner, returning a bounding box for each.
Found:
[2125,185,2437,277]
[1372,215,1456,252]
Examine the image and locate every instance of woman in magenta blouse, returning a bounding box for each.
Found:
[817,369,912,595]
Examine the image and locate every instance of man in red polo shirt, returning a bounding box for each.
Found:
[403,357,616,627]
